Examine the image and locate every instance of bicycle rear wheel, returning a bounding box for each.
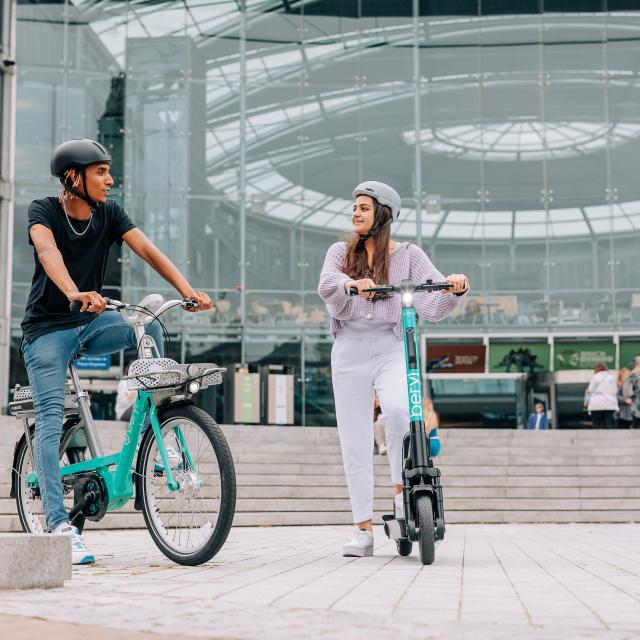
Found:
[12,424,82,534]
[138,404,236,565]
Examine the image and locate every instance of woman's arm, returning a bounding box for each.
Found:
[409,245,467,321]
[317,243,360,320]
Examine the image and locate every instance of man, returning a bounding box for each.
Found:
[21,138,212,563]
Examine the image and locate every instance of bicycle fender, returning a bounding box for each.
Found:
[411,484,435,499]
[10,432,31,499]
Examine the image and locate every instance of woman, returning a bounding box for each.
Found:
[318,181,468,557]
[616,368,633,429]
[585,363,618,429]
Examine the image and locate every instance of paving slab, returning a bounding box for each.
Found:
[1,524,640,639]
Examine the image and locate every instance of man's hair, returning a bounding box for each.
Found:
[60,167,82,200]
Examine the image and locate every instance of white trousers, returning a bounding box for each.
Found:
[331,331,410,523]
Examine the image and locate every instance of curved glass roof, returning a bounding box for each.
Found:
[403,122,640,162]
[26,3,640,240]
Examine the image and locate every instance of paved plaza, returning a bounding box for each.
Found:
[1,524,640,640]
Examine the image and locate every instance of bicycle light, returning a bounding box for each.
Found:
[187,364,200,376]
[188,380,200,394]
[402,292,413,305]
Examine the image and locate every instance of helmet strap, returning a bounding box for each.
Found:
[357,203,391,241]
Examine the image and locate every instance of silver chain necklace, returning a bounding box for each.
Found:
[60,196,94,237]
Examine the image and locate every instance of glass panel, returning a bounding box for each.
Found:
[9,3,640,425]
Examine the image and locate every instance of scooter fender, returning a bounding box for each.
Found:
[411,484,446,541]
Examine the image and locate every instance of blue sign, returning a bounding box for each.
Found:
[75,354,111,370]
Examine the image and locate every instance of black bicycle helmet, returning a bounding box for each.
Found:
[51,138,112,207]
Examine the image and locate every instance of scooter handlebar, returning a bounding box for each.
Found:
[347,281,452,296]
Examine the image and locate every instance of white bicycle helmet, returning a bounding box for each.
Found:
[352,180,401,220]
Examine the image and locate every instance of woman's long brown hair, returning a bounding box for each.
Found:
[342,200,393,285]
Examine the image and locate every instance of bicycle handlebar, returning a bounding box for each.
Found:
[69,297,199,314]
[347,280,453,296]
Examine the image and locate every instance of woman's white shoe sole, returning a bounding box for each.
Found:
[342,546,374,557]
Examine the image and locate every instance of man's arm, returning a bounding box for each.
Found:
[29,224,106,312]
[122,228,211,310]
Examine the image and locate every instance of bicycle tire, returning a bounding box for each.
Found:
[138,404,236,566]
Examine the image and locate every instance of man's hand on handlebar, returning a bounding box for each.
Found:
[445,274,469,295]
[344,278,376,300]
[68,291,107,314]
[183,291,213,313]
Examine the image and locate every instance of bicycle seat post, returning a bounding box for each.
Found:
[68,362,104,458]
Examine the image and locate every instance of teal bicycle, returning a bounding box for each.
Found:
[350,279,448,565]
[10,295,236,566]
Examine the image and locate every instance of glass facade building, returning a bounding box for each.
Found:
[7,1,640,427]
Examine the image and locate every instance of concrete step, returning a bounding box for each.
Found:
[2,417,640,528]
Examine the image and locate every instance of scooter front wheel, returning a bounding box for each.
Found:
[416,495,435,565]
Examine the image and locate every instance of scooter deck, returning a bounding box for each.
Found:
[382,514,406,541]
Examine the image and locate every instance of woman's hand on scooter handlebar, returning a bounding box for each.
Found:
[68,291,107,314]
[182,291,213,313]
[445,274,469,296]
[345,278,376,300]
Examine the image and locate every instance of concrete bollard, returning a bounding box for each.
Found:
[0,534,71,589]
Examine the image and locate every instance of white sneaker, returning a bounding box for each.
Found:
[342,529,374,557]
[378,445,387,455]
[394,492,405,520]
[51,522,95,565]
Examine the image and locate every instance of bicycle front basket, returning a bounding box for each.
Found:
[126,358,183,391]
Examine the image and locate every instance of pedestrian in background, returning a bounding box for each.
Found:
[616,367,633,429]
[585,364,618,429]
[115,360,136,421]
[373,394,387,455]
[526,402,549,430]
[623,356,640,428]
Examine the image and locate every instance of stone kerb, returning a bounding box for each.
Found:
[0,534,71,589]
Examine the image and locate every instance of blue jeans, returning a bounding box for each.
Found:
[22,312,164,531]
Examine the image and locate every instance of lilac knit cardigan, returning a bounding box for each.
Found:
[317,241,465,339]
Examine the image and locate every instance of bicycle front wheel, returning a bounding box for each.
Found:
[138,404,236,565]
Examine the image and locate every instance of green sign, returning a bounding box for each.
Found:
[620,342,640,369]
[489,343,550,373]
[554,342,615,370]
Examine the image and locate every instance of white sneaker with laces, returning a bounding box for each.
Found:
[342,529,374,557]
[394,492,405,520]
[51,522,95,565]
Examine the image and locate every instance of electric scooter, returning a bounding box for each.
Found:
[349,279,450,565]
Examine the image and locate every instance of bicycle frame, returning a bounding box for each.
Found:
[25,379,190,512]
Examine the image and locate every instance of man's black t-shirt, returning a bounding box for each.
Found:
[21,197,136,342]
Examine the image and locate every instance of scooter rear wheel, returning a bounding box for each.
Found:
[416,495,435,565]
[397,539,413,556]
